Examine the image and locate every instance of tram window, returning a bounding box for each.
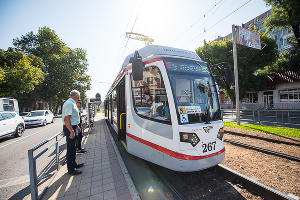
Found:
[131,66,171,123]
[112,90,117,123]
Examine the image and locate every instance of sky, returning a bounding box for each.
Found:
[0,0,271,100]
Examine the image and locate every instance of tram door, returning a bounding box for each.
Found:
[117,78,126,142]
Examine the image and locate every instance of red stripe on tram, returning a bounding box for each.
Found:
[144,57,163,65]
[126,133,225,160]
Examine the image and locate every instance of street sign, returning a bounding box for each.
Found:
[237,26,261,50]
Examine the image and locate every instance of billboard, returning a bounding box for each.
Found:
[237,26,261,50]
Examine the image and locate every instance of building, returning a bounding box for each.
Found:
[217,10,300,110]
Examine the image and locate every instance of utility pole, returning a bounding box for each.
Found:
[232,25,240,125]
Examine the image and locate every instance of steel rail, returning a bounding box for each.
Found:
[225,130,300,146]
[217,164,295,200]
[224,139,300,162]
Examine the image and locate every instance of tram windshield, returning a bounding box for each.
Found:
[164,57,221,124]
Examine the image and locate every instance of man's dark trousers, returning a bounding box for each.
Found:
[63,125,78,173]
[77,122,83,150]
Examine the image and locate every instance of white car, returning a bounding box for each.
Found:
[24,110,54,126]
[0,111,25,138]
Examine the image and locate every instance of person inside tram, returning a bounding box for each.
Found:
[150,95,163,117]
[142,85,152,105]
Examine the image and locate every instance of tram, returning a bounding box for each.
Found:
[104,45,225,172]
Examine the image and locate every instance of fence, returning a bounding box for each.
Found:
[27,119,93,200]
[28,132,64,200]
[222,109,300,129]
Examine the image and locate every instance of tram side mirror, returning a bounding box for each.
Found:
[130,51,144,81]
[224,67,234,84]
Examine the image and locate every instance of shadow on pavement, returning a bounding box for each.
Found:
[8,147,67,200]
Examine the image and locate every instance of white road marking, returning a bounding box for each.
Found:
[0,125,57,150]
[0,175,29,188]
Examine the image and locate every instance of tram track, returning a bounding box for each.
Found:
[224,139,300,162]
[224,130,300,146]
[149,163,295,200]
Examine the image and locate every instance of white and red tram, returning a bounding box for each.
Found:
[105,45,225,172]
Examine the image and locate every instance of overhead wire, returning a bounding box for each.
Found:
[193,0,253,44]
[176,0,226,46]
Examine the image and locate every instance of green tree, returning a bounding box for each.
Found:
[0,48,44,98]
[263,0,300,73]
[95,93,101,101]
[264,0,300,45]
[195,30,278,104]
[13,27,91,112]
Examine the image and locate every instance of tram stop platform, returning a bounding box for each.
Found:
[42,113,140,200]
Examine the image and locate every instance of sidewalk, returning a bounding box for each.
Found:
[42,114,139,200]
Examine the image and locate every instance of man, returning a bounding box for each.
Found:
[62,90,84,175]
[76,100,86,154]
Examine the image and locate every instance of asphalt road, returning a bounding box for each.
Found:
[0,119,63,200]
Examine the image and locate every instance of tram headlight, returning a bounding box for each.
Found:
[179,132,200,147]
[217,128,224,140]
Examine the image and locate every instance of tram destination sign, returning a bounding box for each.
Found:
[165,60,210,74]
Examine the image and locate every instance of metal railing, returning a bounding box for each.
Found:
[28,121,91,200]
[222,109,300,128]
[28,132,65,200]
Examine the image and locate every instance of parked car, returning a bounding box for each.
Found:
[19,112,29,116]
[0,111,25,138]
[24,110,54,126]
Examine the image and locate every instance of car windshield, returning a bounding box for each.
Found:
[164,57,221,124]
[27,111,44,117]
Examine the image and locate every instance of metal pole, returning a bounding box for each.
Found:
[232,25,240,125]
[28,149,38,200]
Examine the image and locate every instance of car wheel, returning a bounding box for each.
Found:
[43,120,47,126]
[51,118,54,123]
[15,124,24,137]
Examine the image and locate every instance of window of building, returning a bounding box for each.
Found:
[280,89,300,102]
[131,66,171,123]
[242,93,258,103]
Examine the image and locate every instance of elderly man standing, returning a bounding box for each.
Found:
[62,90,84,175]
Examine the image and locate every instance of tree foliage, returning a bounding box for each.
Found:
[195,30,278,103]
[0,48,44,98]
[13,27,91,112]
[264,0,300,45]
[95,93,101,101]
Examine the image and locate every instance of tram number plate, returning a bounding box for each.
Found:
[202,141,216,153]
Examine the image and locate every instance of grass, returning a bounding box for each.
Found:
[224,122,300,139]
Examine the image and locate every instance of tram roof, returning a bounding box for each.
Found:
[121,45,202,69]
[105,45,202,98]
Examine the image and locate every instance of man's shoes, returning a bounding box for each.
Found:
[75,163,84,168]
[68,170,82,176]
[77,149,87,154]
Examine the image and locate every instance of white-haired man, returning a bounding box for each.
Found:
[62,90,84,175]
